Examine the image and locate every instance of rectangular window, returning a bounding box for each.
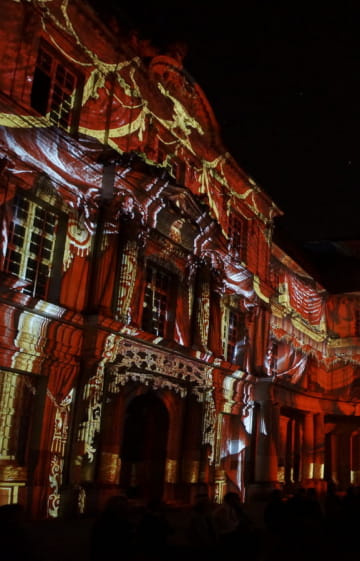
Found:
[31,43,80,131]
[0,370,37,464]
[3,192,64,300]
[142,263,175,337]
[228,212,247,262]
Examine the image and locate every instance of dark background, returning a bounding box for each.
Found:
[93,1,360,292]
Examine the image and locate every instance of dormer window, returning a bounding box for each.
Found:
[31,42,81,132]
[228,212,247,262]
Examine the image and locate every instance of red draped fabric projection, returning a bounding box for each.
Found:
[285,272,325,325]
[274,342,308,384]
[306,359,360,399]
[60,255,90,311]
[31,322,82,518]
[326,294,358,338]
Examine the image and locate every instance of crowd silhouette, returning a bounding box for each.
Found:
[2,484,360,560]
[0,503,39,561]
[263,484,360,561]
[89,485,360,561]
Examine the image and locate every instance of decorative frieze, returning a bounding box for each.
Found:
[108,337,214,393]
[0,463,27,481]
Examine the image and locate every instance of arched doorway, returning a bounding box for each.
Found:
[120,392,169,502]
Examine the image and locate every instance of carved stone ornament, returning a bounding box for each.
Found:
[107,337,214,400]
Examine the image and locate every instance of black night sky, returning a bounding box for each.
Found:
[96,1,360,292]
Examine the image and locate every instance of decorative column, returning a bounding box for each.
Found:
[213,411,226,504]
[328,432,338,485]
[176,279,192,347]
[207,269,224,357]
[313,413,325,481]
[116,238,139,323]
[115,215,145,325]
[0,371,28,506]
[302,412,315,482]
[248,379,280,499]
[285,417,294,484]
[254,400,279,482]
[95,382,126,509]
[65,323,110,517]
[191,262,211,351]
[251,304,271,376]
[181,393,203,502]
[277,414,288,484]
[350,431,360,485]
[338,430,351,489]
[293,417,302,483]
[164,399,183,502]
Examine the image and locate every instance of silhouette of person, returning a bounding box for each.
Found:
[212,492,254,557]
[263,489,287,536]
[90,495,134,561]
[0,503,38,561]
[187,493,217,558]
[136,499,171,560]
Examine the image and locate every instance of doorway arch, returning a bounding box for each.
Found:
[120,391,169,502]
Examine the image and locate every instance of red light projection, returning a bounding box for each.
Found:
[0,0,359,520]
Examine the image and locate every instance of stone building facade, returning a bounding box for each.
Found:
[0,0,359,518]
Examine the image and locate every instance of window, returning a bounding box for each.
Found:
[0,370,37,465]
[142,263,176,337]
[226,308,246,364]
[3,188,66,300]
[228,212,247,262]
[31,42,81,131]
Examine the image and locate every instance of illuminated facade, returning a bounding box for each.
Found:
[0,0,359,519]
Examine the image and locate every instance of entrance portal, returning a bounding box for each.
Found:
[120,392,169,502]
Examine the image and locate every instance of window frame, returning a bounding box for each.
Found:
[3,186,67,302]
[30,40,83,133]
[222,302,246,365]
[141,260,177,339]
[0,369,38,465]
[228,211,247,263]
